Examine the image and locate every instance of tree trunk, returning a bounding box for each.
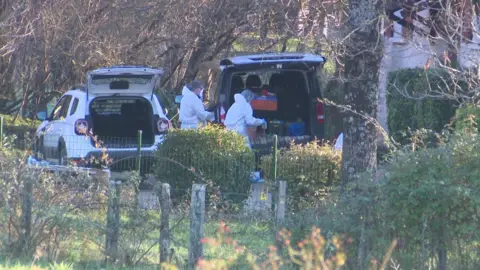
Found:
[342,0,382,184]
[342,0,383,267]
[437,222,448,270]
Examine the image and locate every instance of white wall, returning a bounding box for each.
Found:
[459,42,480,69]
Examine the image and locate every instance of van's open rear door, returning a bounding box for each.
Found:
[219,53,326,70]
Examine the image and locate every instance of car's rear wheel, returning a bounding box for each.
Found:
[58,144,68,166]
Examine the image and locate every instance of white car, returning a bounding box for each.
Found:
[34,66,170,173]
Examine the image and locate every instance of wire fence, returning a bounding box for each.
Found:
[20,130,339,186]
[0,164,285,268]
[0,122,342,268]
[6,126,480,269]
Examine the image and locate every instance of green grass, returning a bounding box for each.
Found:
[0,211,274,269]
[169,218,274,266]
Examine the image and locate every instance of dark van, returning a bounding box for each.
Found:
[211,53,327,152]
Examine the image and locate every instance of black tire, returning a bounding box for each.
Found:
[58,143,68,166]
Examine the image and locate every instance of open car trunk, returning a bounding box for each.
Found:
[229,70,314,151]
[89,97,155,148]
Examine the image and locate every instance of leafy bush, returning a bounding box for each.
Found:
[377,127,480,268]
[260,141,341,209]
[320,119,480,269]
[387,68,458,143]
[0,114,39,148]
[0,138,109,261]
[453,104,480,134]
[155,125,255,202]
[162,222,353,270]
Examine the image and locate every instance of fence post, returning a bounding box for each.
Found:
[159,183,171,264]
[272,135,278,182]
[105,180,121,264]
[270,135,278,214]
[137,130,142,172]
[19,174,33,257]
[276,180,286,227]
[189,184,206,268]
[0,116,3,147]
[275,180,287,251]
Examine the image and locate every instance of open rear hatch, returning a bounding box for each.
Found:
[219,53,326,70]
[219,53,326,153]
[86,66,163,98]
[85,66,165,148]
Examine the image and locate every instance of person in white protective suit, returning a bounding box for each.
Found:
[224,89,266,148]
[179,80,215,129]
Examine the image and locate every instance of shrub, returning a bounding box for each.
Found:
[0,139,109,261]
[387,68,458,143]
[453,104,480,134]
[321,121,480,269]
[0,114,39,149]
[155,125,255,202]
[259,141,341,209]
[373,126,480,268]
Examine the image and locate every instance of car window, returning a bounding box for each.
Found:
[60,95,72,118]
[51,97,66,120]
[70,98,79,116]
[51,95,72,121]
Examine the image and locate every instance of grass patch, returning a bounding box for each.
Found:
[1,210,274,269]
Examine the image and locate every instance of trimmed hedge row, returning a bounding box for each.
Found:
[387,68,458,142]
[260,141,341,209]
[0,114,39,148]
[155,126,342,209]
[155,125,255,203]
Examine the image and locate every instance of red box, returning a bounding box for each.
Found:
[251,97,278,111]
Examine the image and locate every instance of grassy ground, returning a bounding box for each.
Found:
[0,213,275,269]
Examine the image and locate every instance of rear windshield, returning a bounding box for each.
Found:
[91,99,137,115]
[91,75,153,85]
[225,70,308,105]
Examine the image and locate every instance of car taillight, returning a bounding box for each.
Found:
[157,118,171,134]
[74,119,88,135]
[220,105,226,125]
[315,101,325,124]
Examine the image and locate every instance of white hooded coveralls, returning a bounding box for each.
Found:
[224,92,264,147]
[179,86,214,129]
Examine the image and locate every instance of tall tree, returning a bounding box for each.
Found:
[341,0,383,267]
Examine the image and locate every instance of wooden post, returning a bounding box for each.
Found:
[136,130,142,172]
[105,180,121,264]
[275,181,287,250]
[189,184,206,268]
[276,181,286,227]
[159,183,171,263]
[19,175,33,257]
[0,116,3,147]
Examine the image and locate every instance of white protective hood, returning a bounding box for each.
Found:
[179,86,213,129]
[224,93,263,137]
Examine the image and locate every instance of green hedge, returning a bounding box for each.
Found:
[0,114,39,148]
[387,68,458,142]
[155,125,255,202]
[453,105,480,134]
[260,141,341,209]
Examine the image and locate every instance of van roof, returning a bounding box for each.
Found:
[220,53,326,66]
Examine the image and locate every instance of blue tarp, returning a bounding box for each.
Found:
[27,155,50,167]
